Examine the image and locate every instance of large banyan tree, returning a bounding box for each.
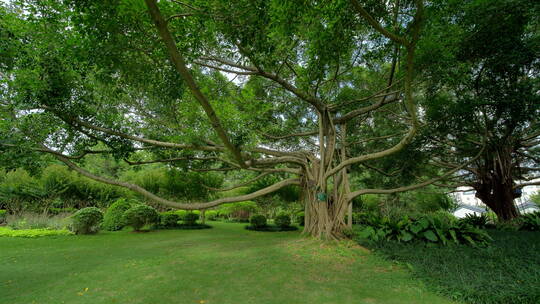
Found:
[1,0,467,238]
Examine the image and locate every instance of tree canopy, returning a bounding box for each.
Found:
[1,0,538,238]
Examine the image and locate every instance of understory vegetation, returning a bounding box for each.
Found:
[363,230,540,304]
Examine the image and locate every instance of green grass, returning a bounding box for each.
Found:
[0,222,456,304]
[361,230,540,304]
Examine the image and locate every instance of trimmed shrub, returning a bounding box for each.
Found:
[183,212,199,226]
[102,199,133,231]
[0,209,6,224]
[160,212,180,228]
[71,207,103,235]
[245,225,298,232]
[274,213,291,228]
[250,215,267,228]
[123,205,159,231]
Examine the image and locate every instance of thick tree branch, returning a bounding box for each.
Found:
[124,156,218,165]
[350,0,409,46]
[203,172,271,191]
[41,145,300,210]
[145,0,246,168]
[348,144,483,200]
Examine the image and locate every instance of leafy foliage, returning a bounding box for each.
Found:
[458,213,489,229]
[274,213,291,228]
[122,205,159,231]
[102,198,134,231]
[0,226,72,238]
[249,214,267,228]
[159,211,180,228]
[366,230,540,304]
[71,207,103,235]
[183,212,199,226]
[356,214,492,247]
[218,201,258,221]
[519,212,540,231]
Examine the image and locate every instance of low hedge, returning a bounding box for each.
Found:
[245,225,298,232]
[274,213,291,228]
[250,215,267,228]
[0,227,72,237]
[159,211,181,228]
[176,224,212,230]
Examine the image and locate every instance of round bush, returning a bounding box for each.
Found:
[102,199,133,231]
[71,207,103,235]
[160,212,180,228]
[123,205,159,231]
[183,212,199,226]
[274,213,291,228]
[250,215,267,228]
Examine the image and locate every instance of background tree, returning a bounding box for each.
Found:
[417,0,540,220]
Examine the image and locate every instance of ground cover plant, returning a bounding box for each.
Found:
[355,213,492,246]
[362,230,540,304]
[0,222,456,304]
[0,226,72,238]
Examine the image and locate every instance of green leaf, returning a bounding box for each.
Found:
[401,231,413,242]
[423,230,438,242]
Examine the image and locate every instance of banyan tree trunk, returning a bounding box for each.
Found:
[302,188,349,239]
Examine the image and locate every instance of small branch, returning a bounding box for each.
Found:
[261,130,318,140]
[124,156,218,165]
[203,172,271,191]
[166,13,193,22]
[350,0,409,46]
[334,94,401,124]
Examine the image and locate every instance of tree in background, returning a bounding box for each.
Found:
[416,0,540,220]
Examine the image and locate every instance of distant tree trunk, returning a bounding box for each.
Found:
[475,179,520,221]
[200,209,206,224]
[473,149,521,221]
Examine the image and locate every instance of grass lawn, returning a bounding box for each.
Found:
[0,222,456,304]
[362,230,540,304]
